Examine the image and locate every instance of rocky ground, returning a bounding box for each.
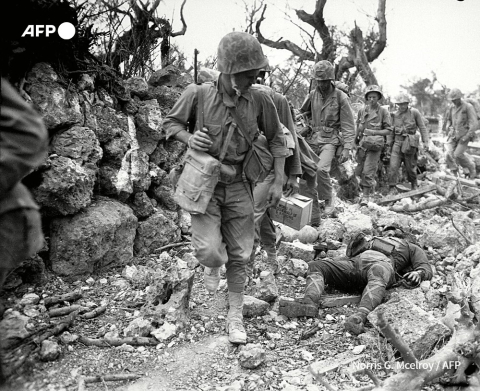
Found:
[1,192,480,391]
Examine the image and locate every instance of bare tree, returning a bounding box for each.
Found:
[94,0,187,77]
[255,0,387,86]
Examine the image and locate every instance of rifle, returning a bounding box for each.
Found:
[194,49,199,84]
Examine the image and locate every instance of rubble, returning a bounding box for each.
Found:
[238,344,266,369]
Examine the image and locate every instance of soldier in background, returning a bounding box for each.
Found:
[299,61,355,215]
[387,93,430,193]
[355,85,393,205]
[445,88,478,179]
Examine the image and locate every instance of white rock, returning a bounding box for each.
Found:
[85,277,95,285]
[352,345,366,354]
[300,350,314,361]
[20,293,40,306]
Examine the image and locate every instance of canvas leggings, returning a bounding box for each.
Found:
[191,181,254,293]
[388,140,418,186]
[310,143,337,202]
[0,208,44,288]
[445,139,476,176]
[355,148,382,189]
[307,250,395,313]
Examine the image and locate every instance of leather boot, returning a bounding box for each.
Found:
[226,291,247,344]
[279,273,324,318]
[204,267,220,294]
[359,187,371,206]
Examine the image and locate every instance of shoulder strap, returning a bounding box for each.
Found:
[227,106,253,147]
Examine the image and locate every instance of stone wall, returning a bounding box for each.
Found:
[18,63,192,282]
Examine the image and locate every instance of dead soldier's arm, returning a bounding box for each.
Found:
[409,243,433,281]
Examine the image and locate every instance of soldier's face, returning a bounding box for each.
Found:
[232,69,259,94]
[452,98,461,107]
[396,103,408,112]
[317,79,332,93]
[366,92,381,105]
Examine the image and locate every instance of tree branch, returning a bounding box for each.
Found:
[255,4,315,61]
[366,0,387,61]
[171,0,187,37]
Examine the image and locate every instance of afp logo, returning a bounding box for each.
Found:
[21,22,76,40]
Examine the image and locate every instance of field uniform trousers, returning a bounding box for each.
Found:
[355,148,382,190]
[445,139,476,176]
[191,180,254,293]
[388,139,418,186]
[309,143,337,201]
[307,250,395,313]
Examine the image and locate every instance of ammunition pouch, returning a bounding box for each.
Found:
[401,133,420,155]
[243,134,274,183]
[361,135,385,152]
[174,149,221,215]
[370,237,396,256]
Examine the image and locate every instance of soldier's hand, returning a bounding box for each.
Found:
[267,181,283,208]
[403,271,421,285]
[284,175,299,197]
[363,129,375,136]
[338,149,350,164]
[189,128,213,151]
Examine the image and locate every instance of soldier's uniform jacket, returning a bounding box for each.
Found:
[356,104,393,140]
[381,237,433,280]
[163,80,289,165]
[300,86,355,150]
[391,107,429,145]
[446,100,479,140]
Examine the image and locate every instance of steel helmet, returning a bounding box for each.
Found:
[364,85,383,100]
[447,88,463,100]
[312,60,335,80]
[393,93,411,104]
[217,32,269,75]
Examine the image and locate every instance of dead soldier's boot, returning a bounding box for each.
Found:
[226,291,247,344]
[279,273,324,318]
[204,266,221,294]
[344,308,369,335]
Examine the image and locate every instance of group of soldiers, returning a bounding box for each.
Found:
[162,31,453,343]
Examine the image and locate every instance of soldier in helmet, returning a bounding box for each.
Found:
[445,88,479,179]
[387,93,430,193]
[299,61,356,215]
[355,85,393,205]
[163,32,289,344]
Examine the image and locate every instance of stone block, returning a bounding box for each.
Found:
[243,295,269,318]
[368,295,451,359]
[278,241,315,262]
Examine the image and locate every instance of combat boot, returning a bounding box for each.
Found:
[204,266,220,294]
[410,181,418,190]
[359,187,371,206]
[323,198,335,216]
[226,291,247,344]
[279,273,324,318]
[263,245,280,275]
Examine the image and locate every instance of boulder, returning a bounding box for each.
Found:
[125,77,149,98]
[49,197,138,280]
[0,311,30,350]
[368,294,451,359]
[148,65,183,87]
[134,210,180,256]
[123,317,153,338]
[39,340,61,362]
[238,344,266,369]
[33,156,95,216]
[248,272,278,303]
[278,242,315,262]
[150,184,177,211]
[285,258,309,277]
[26,63,83,130]
[243,296,269,318]
[134,99,164,155]
[317,219,345,242]
[129,192,155,219]
[92,106,129,145]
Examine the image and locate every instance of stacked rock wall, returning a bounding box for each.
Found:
[18,63,192,282]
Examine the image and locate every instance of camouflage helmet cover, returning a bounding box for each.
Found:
[393,93,411,104]
[447,88,463,100]
[217,32,269,75]
[364,85,383,100]
[312,60,335,80]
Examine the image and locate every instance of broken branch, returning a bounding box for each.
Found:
[44,290,83,307]
[377,311,417,363]
[48,305,88,318]
[78,336,158,347]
